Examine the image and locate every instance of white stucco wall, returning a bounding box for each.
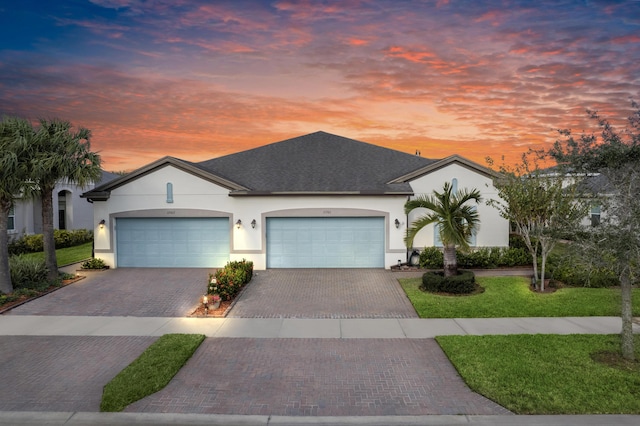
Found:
[406,163,509,250]
[92,165,410,269]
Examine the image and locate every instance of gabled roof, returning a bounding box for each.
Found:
[389,154,500,183]
[82,131,494,201]
[82,156,248,201]
[195,131,436,195]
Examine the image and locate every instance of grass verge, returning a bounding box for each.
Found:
[399,275,640,317]
[101,334,205,412]
[437,334,640,414]
[19,242,93,267]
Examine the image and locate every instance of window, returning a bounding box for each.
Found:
[590,204,601,227]
[166,182,174,204]
[8,205,15,231]
[451,178,458,194]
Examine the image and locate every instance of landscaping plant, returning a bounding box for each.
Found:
[208,259,253,301]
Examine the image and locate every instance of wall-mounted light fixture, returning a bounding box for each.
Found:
[236,219,242,229]
[99,219,106,229]
[394,218,400,229]
[251,219,257,229]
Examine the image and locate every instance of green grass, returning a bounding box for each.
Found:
[101,334,205,412]
[18,242,93,267]
[399,275,640,317]
[437,334,640,414]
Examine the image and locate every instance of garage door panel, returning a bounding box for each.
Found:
[117,218,229,268]
[267,217,384,268]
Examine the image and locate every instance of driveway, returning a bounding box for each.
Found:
[8,268,418,319]
[229,269,419,318]
[8,268,211,317]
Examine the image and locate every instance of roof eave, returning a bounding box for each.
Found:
[388,154,501,183]
[81,156,249,201]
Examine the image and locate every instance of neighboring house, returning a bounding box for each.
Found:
[82,132,509,269]
[9,171,120,239]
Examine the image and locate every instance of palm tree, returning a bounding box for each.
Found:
[404,182,482,277]
[0,117,33,293]
[31,119,101,281]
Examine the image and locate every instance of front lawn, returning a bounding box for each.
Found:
[399,275,640,318]
[437,334,640,414]
[18,242,93,267]
[101,334,205,412]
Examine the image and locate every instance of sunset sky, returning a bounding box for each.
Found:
[1,0,639,172]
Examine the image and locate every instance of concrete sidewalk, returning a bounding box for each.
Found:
[1,412,638,426]
[0,315,637,337]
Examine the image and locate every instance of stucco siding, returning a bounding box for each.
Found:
[407,163,509,249]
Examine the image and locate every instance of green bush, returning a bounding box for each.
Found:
[9,229,93,255]
[419,246,531,269]
[9,256,49,290]
[500,247,532,266]
[81,258,107,269]
[209,259,254,301]
[421,270,476,294]
[419,247,444,268]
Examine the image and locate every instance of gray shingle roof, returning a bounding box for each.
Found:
[194,131,435,195]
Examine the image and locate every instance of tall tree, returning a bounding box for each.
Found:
[31,119,101,281]
[547,104,640,360]
[487,154,587,291]
[0,117,33,294]
[404,182,481,277]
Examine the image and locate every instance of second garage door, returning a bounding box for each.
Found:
[267,217,385,268]
[116,217,230,267]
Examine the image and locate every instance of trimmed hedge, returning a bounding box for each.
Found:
[208,259,253,301]
[8,229,93,255]
[421,270,476,294]
[418,246,531,269]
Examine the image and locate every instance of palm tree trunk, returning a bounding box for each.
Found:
[0,202,13,294]
[41,186,58,282]
[443,244,457,277]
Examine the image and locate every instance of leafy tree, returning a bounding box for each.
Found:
[487,154,587,291]
[0,117,34,294]
[547,104,640,360]
[404,182,481,277]
[31,119,101,281]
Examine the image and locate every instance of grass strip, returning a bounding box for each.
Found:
[19,242,93,267]
[400,275,640,318]
[101,334,205,412]
[436,334,640,414]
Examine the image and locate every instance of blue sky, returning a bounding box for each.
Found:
[1,0,639,170]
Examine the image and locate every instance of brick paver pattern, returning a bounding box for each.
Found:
[8,268,210,317]
[126,338,511,416]
[229,269,419,318]
[0,336,156,412]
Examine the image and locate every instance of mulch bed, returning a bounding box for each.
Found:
[190,300,233,318]
[0,276,85,314]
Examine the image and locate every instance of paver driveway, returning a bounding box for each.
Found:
[229,269,419,318]
[8,268,418,318]
[126,338,511,416]
[8,268,210,317]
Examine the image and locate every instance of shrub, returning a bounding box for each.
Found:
[209,259,254,301]
[419,247,444,268]
[8,229,93,255]
[421,270,476,294]
[418,246,531,269]
[500,247,532,267]
[81,258,107,269]
[9,256,49,290]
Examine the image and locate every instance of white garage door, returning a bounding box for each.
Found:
[116,218,229,267]
[267,217,385,268]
